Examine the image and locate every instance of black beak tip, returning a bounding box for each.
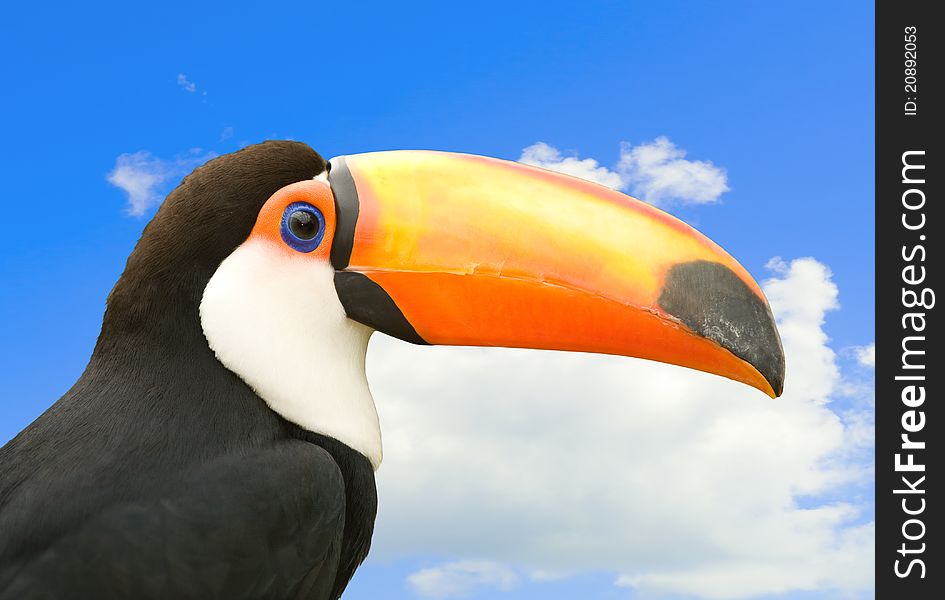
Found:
[658,260,785,398]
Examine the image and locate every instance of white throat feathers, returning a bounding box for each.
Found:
[200,239,382,469]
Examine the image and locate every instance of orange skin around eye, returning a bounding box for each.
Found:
[250,179,337,260]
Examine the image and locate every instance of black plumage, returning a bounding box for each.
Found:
[0,141,376,599]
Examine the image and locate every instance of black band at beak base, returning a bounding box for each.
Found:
[327,156,360,270]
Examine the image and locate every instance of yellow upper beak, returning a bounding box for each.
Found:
[328,150,784,397]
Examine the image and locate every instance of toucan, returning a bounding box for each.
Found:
[0,141,784,599]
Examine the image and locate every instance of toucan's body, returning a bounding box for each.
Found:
[1,144,371,598]
[0,141,784,599]
[0,382,373,600]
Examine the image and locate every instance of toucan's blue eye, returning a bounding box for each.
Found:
[280,202,325,253]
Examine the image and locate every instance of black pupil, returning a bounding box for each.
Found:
[289,210,319,240]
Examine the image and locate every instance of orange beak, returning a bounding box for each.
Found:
[327,151,784,397]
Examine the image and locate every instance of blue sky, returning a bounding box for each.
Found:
[1,2,873,599]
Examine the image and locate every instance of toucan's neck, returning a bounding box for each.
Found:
[199,241,384,470]
[89,242,383,471]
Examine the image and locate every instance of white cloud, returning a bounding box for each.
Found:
[366,256,873,599]
[519,142,623,189]
[854,343,875,368]
[518,138,729,205]
[177,73,196,92]
[618,136,729,205]
[763,257,840,404]
[617,521,874,599]
[106,152,168,217]
[407,561,519,599]
[106,149,215,216]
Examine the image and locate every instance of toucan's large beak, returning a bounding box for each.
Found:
[327,151,784,397]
